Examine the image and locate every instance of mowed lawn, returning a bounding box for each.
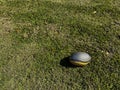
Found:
[0,0,120,90]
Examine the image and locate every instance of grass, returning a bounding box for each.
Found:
[0,0,120,90]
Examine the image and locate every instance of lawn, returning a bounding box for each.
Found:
[0,0,120,90]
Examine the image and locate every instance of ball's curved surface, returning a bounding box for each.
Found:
[69,52,91,66]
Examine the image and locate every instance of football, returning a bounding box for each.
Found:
[69,52,91,66]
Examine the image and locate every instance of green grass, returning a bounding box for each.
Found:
[0,0,120,90]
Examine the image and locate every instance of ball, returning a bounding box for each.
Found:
[69,52,91,66]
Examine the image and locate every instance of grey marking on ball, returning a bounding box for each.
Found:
[70,52,91,62]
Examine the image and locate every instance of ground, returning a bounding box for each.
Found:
[0,0,120,90]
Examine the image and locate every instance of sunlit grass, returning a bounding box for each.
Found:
[0,0,120,90]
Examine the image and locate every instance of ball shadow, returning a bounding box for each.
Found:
[60,57,78,68]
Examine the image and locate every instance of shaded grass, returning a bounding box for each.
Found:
[0,0,120,90]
